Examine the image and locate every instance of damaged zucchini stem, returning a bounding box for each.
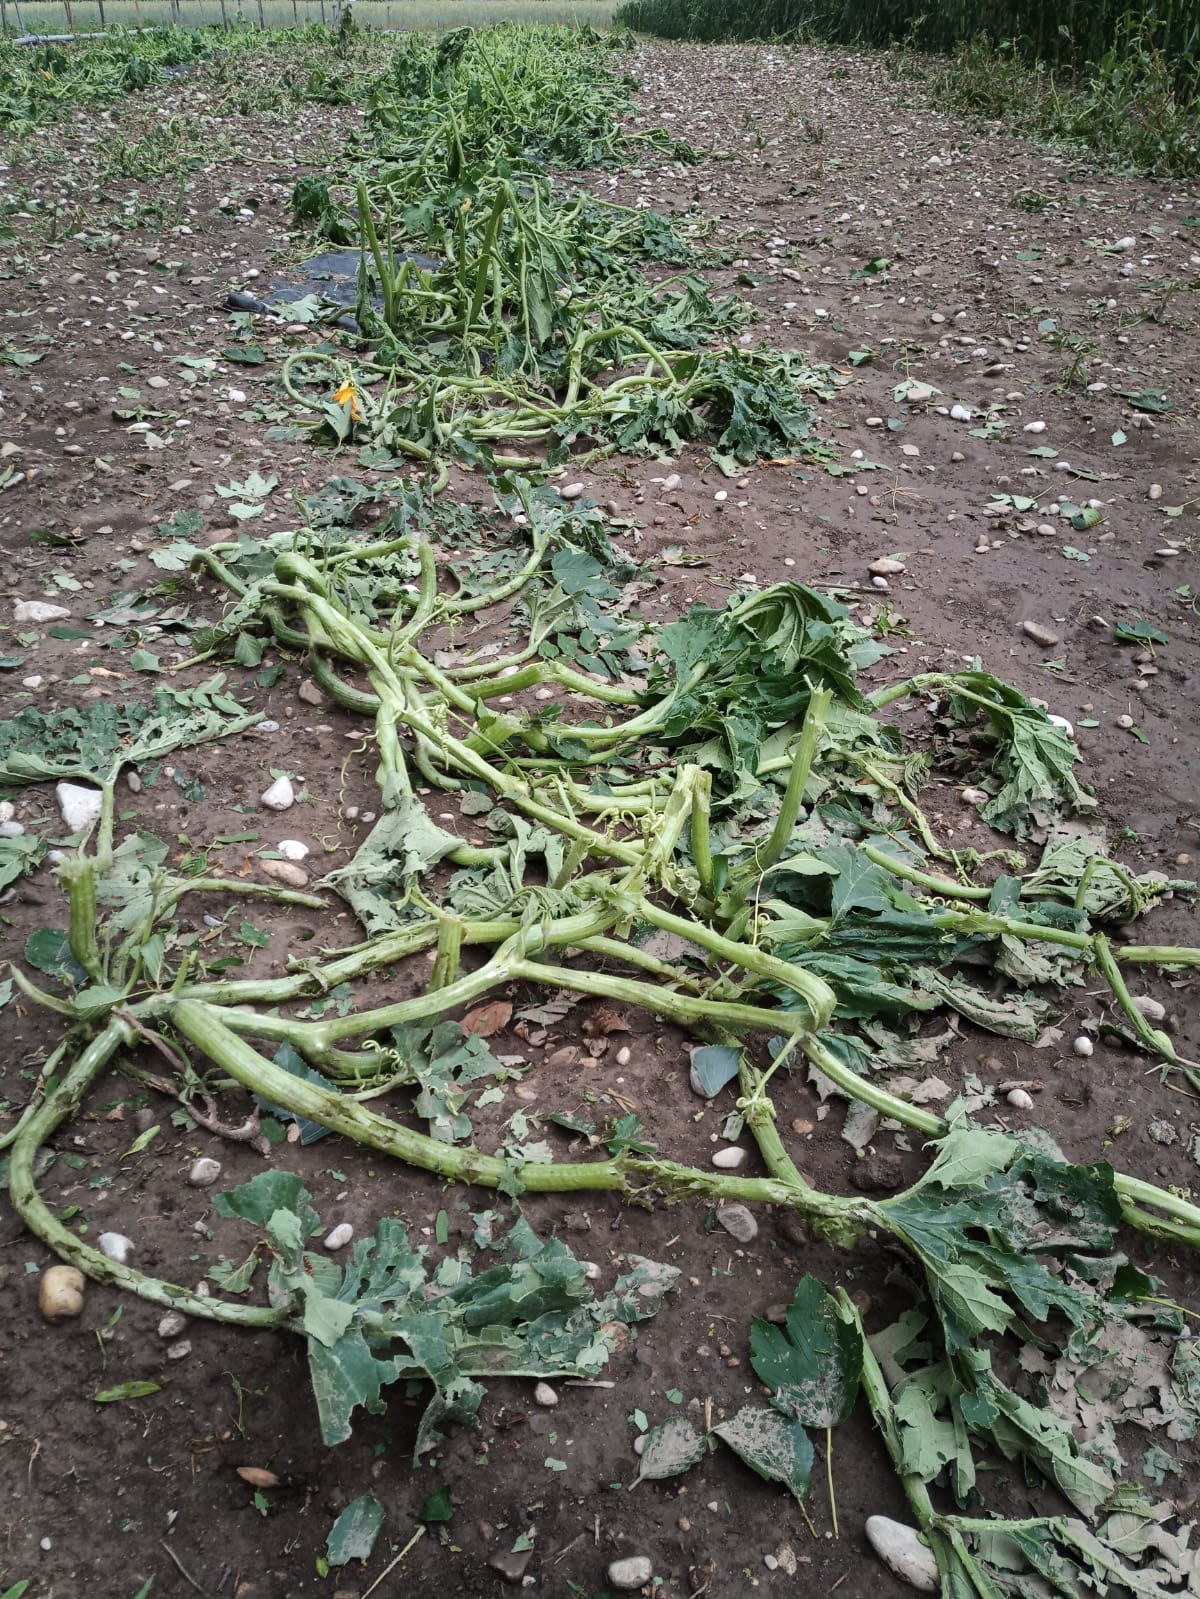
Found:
[8,514,1200,1335]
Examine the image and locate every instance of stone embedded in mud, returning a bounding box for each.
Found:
[259,858,309,889]
[489,1547,533,1585]
[711,1146,747,1171]
[534,1382,559,1407]
[558,481,585,500]
[158,1312,187,1340]
[1021,620,1060,647]
[865,1516,939,1592]
[715,1203,758,1243]
[607,1556,653,1591]
[188,1157,222,1188]
[324,1223,354,1251]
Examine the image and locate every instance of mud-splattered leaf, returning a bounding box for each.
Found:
[749,1275,861,1428]
[714,1405,814,1500]
[326,1495,385,1566]
[420,1487,453,1522]
[632,1418,707,1485]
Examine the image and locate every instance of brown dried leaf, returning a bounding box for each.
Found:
[462,1000,513,1038]
[583,1008,631,1037]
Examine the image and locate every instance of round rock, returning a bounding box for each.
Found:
[607,1556,653,1591]
[260,776,295,811]
[188,1157,222,1188]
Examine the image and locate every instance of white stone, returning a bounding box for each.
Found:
[865,1517,939,1593]
[949,404,972,421]
[1132,995,1166,1023]
[871,576,890,591]
[98,1231,134,1265]
[533,1382,559,1407]
[960,787,988,806]
[57,781,103,832]
[0,820,24,839]
[158,1311,187,1340]
[166,1339,192,1361]
[1006,1089,1034,1110]
[558,482,585,500]
[187,1157,222,1187]
[276,839,309,862]
[1047,715,1074,736]
[659,473,682,492]
[1073,1036,1094,1058]
[0,801,12,821]
[1112,235,1136,252]
[1022,420,1046,433]
[14,600,71,624]
[869,558,905,576]
[260,776,295,811]
[324,1223,354,1251]
[712,1146,747,1170]
[607,1557,653,1591]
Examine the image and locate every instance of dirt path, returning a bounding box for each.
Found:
[0,34,1197,1599]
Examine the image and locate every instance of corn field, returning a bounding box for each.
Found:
[2,0,614,34]
[613,0,1199,79]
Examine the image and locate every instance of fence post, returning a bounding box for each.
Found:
[63,0,73,31]
[292,0,297,23]
[256,0,264,25]
[0,0,8,36]
[218,0,227,27]
[319,0,325,24]
[96,0,105,25]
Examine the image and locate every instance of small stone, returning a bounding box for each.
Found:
[763,1555,778,1570]
[14,600,71,624]
[297,679,323,706]
[0,820,24,839]
[959,787,988,806]
[775,1545,798,1577]
[158,1311,187,1340]
[489,1548,533,1585]
[324,1223,354,1251]
[865,1517,939,1593]
[1132,995,1166,1023]
[865,416,884,428]
[1073,1036,1094,1057]
[558,482,585,500]
[259,858,309,889]
[260,777,295,811]
[1021,620,1060,647]
[607,1557,653,1591]
[276,839,310,862]
[715,1203,758,1243]
[166,1339,193,1361]
[900,443,920,457]
[929,311,945,324]
[57,781,104,832]
[98,1232,135,1265]
[1117,714,1135,729]
[22,676,43,690]
[533,1382,558,1407]
[1148,484,1163,501]
[869,558,905,576]
[615,1045,631,1067]
[1022,420,1046,433]
[1006,1089,1034,1110]
[871,575,890,591]
[188,1157,222,1188]
[951,451,965,463]
[1047,714,1074,736]
[949,404,971,421]
[711,1146,747,1170]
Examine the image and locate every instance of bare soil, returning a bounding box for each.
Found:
[0,34,1198,1599]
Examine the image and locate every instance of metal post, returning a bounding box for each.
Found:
[291,0,297,23]
[0,0,9,36]
[63,0,73,31]
[96,0,104,25]
[256,0,264,25]
[319,0,325,24]
[218,0,227,27]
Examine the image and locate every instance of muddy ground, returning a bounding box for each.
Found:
[0,30,1198,1599]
